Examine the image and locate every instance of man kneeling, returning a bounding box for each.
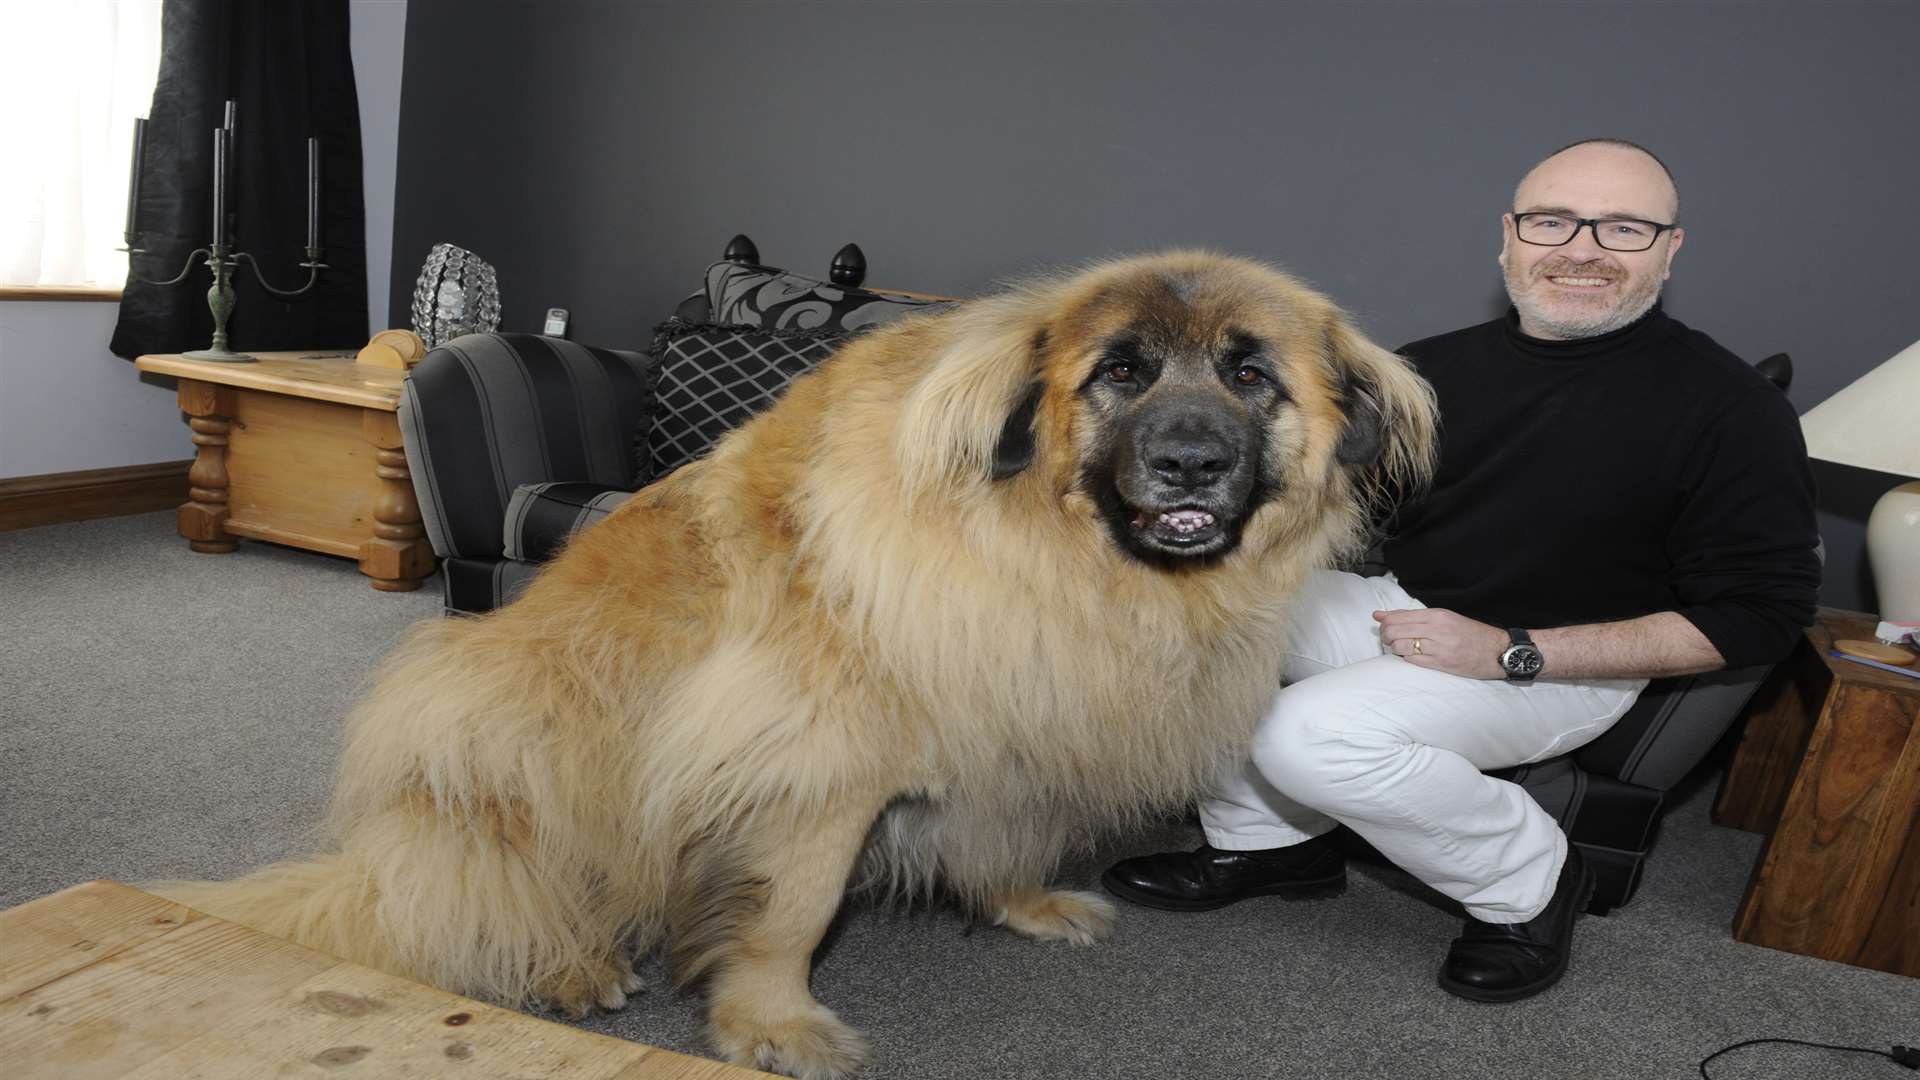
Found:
[1103,138,1820,1003]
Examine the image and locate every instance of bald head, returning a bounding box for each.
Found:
[1499,139,1686,340]
[1515,139,1679,222]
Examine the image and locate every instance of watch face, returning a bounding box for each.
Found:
[1504,645,1544,677]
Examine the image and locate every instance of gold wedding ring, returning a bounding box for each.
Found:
[1413,637,1424,655]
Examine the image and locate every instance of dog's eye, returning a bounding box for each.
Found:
[1233,366,1264,386]
[1105,363,1136,384]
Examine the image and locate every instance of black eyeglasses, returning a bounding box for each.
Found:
[1512,212,1677,252]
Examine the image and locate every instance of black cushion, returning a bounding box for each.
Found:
[645,323,846,481]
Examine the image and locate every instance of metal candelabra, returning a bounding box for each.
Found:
[122,103,327,363]
[126,240,327,363]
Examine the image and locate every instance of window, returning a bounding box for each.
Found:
[0,1,163,289]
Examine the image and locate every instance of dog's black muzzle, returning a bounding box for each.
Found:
[1107,390,1262,562]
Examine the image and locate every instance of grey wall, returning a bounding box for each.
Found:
[390,0,1920,613]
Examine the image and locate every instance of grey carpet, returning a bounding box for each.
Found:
[3,511,1915,1079]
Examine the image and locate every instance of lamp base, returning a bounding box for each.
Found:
[1868,479,1920,622]
[181,347,257,363]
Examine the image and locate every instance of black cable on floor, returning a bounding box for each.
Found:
[1699,1037,1919,1077]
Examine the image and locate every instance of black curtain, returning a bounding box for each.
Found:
[111,0,368,358]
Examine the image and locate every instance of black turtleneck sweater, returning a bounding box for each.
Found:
[1382,306,1821,669]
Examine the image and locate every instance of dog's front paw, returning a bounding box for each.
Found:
[535,958,645,1016]
[994,888,1117,945]
[710,1004,870,1080]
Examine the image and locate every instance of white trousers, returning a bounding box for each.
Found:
[1202,571,1645,923]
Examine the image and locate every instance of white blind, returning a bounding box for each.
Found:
[0,0,163,288]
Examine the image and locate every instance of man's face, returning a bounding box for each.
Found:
[1499,144,1684,341]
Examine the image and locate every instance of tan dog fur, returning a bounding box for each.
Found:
[152,252,1437,1078]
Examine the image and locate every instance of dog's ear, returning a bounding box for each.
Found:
[1335,378,1386,468]
[896,293,1051,498]
[1324,317,1439,499]
[991,381,1045,480]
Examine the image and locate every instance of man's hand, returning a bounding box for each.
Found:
[1372,607,1508,679]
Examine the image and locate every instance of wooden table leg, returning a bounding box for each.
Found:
[1712,636,1828,833]
[358,410,436,592]
[177,380,237,554]
[1731,678,1920,976]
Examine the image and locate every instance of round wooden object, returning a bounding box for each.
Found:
[355,341,406,370]
[1834,639,1916,665]
[371,328,427,360]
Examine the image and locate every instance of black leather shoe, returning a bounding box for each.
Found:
[1100,832,1347,911]
[1438,845,1595,1003]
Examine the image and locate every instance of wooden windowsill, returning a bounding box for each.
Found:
[0,285,123,302]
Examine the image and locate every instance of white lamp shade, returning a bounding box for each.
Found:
[1799,338,1920,478]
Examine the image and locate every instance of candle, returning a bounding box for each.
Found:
[306,136,321,250]
[212,128,227,248]
[123,117,146,240]
[223,97,237,220]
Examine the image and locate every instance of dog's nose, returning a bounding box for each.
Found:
[1149,433,1237,488]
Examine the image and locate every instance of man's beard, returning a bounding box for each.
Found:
[1504,254,1663,340]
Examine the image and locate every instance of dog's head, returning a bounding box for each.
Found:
[896,252,1437,568]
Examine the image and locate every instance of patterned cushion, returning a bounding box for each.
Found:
[705,260,955,332]
[646,324,843,480]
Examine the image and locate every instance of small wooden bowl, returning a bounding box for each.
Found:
[1834,639,1917,665]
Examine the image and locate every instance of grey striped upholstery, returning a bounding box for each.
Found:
[439,556,545,613]
[398,333,655,614]
[503,482,636,563]
[398,333,654,561]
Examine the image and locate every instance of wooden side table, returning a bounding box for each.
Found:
[1713,607,1920,976]
[134,352,436,592]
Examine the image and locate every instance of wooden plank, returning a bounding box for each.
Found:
[137,353,403,411]
[0,899,342,1079]
[0,883,196,1003]
[0,882,769,1080]
[607,1049,779,1080]
[120,963,659,1080]
[0,462,191,533]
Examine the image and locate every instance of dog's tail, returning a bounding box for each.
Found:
[143,605,657,1008]
[145,816,624,1008]
[145,854,390,971]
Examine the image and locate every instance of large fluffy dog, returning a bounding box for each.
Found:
[156,252,1436,1078]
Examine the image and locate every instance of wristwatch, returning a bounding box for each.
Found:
[1499,628,1544,684]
